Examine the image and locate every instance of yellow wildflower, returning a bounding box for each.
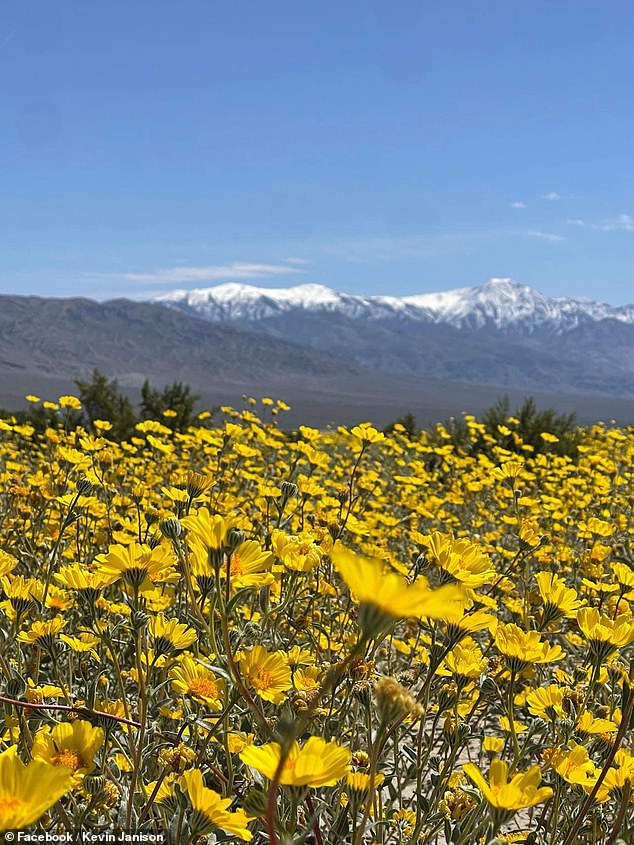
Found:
[240,737,350,787]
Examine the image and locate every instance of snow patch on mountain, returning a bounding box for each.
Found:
[155,278,634,334]
[157,283,345,320]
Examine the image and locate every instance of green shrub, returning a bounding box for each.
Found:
[390,395,581,459]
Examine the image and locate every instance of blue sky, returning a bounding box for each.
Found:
[1,1,632,303]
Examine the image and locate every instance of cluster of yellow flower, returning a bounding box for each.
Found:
[0,398,633,844]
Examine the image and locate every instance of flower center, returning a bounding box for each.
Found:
[0,795,23,812]
[53,748,82,771]
[255,668,274,690]
[189,678,218,699]
[230,554,244,576]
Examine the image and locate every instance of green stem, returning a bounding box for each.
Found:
[549,779,562,845]
[562,684,634,845]
[507,669,520,768]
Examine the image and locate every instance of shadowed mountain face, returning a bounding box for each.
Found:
[0,295,358,387]
[155,279,634,398]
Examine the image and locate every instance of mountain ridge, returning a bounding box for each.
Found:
[155,278,634,334]
[0,294,358,386]
[0,289,632,424]
[152,278,634,398]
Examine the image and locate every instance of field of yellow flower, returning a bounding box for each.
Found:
[0,397,633,844]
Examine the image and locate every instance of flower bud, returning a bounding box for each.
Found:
[84,774,105,796]
[76,477,94,496]
[375,677,422,724]
[131,610,149,631]
[353,681,373,706]
[160,518,182,540]
[101,781,120,808]
[479,677,500,702]
[226,527,247,552]
[414,553,430,573]
[159,742,197,773]
[5,676,25,698]
[242,787,268,818]
[280,481,299,500]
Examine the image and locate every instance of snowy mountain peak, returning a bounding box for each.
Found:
[154,279,634,334]
[156,282,343,318]
[479,277,537,298]
[482,276,518,287]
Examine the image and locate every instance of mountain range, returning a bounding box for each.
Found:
[0,279,632,427]
[155,278,634,398]
[156,277,634,334]
[0,294,352,384]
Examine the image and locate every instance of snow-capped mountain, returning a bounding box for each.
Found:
[155,278,634,335]
[153,278,634,398]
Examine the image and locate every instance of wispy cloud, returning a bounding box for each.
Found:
[0,29,15,51]
[600,213,634,232]
[565,213,633,232]
[510,201,526,209]
[322,227,564,262]
[525,230,565,243]
[285,256,312,265]
[90,260,305,286]
[542,191,561,201]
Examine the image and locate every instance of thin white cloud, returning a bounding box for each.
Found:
[525,230,565,243]
[322,227,565,262]
[542,191,561,201]
[564,214,633,232]
[284,256,312,265]
[323,231,494,262]
[90,261,304,285]
[600,213,634,232]
[0,30,16,51]
[510,201,526,209]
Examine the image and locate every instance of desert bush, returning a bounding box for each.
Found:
[75,368,137,440]
[425,395,581,460]
[140,379,200,432]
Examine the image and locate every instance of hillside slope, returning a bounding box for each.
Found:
[0,295,357,387]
